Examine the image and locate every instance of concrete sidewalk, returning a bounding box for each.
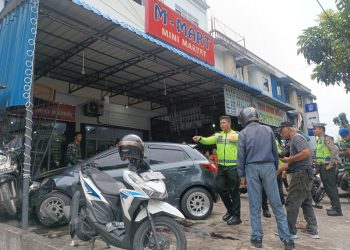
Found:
[0,223,76,250]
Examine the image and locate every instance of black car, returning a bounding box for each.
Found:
[30,142,218,227]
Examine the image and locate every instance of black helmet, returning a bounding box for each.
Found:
[238,107,260,128]
[118,134,144,161]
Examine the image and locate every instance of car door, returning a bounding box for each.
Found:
[147,144,194,203]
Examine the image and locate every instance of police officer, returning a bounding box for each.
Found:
[193,116,241,225]
[313,123,342,216]
[339,127,350,190]
[66,132,83,166]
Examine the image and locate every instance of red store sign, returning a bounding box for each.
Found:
[145,0,215,65]
[11,104,76,122]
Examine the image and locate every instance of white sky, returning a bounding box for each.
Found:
[207,0,349,137]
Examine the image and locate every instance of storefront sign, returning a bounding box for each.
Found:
[34,104,76,122]
[304,103,318,113]
[145,0,215,65]
[11,103,76,122]
[304,103,319,136]
[224,85,252,116]
[252,99,286,127]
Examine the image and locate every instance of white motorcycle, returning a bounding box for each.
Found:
[67,164,187,250]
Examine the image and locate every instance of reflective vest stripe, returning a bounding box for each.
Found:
[218,159,237,163]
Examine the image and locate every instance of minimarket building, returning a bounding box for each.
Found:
[0,0,311,174]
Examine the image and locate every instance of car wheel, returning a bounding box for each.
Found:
[36,192,71,227]
[181,187,213,220]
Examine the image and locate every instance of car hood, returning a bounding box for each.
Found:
[32,165,79,180]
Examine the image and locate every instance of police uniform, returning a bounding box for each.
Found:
[313,123,342,215]
[199,129,241,223]
[66,142,82,165]
[339,137,350,188]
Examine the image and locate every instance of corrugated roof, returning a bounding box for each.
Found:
[71,0,262,93]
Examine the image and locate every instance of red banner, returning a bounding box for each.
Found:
[145,0,215,65]
[33,104,76,122]
[10,103,76,122]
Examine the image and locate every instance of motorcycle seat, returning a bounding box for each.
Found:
[86,168,126,196]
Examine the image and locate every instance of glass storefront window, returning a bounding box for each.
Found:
[85,125,143,158]
[31,121,67,174]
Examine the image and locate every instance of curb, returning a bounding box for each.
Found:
[0,223,74,250]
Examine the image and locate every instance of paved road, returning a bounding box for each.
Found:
[5,195,350,249]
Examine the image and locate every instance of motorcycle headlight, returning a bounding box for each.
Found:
[0,154,7,165]
[142,186,168,200]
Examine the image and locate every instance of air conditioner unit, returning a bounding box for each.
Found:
[83,102,104,117]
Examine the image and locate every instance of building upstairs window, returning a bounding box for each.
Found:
[263,78,270,92]
[132,0,144,5]
[277,83,282,96]
[285,89,290,103]
[235,67,243,80]
[297,95,303,107]
[175,4,199,26]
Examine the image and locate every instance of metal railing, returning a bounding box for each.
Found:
[209,17,245,47]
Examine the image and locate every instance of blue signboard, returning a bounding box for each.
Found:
[304,103,318,113]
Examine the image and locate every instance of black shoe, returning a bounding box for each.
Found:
[327,209,343,216]
[326,207,334,212]
[250,238,262,248]
[222,212,231,221]
[263,209,271,218]
[313,203,323,209]
[282,239,294,250]
[227,216,242,225]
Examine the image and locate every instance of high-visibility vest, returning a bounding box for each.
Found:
[315,136,332,164]
[276,140,283,165]
[199,130,239,167]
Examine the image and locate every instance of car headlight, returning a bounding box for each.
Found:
[0,154,7,165]
[30,181,41,191]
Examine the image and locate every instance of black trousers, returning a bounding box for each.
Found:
[262,174,285,211]
[318,164,342,212]
[216,165,241,217]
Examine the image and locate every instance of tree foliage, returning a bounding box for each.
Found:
[333,112,349,127]
[297,0,350,92]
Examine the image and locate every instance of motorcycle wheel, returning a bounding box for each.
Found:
[133,216,186,250]
[0,182,17,216]
[75,206,93,241]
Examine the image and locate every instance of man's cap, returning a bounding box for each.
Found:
[276,121,294,133]
[312,122,327,129]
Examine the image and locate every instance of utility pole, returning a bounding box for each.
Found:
[21,0,39,230]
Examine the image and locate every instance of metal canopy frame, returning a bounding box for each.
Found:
[33,0,294,112]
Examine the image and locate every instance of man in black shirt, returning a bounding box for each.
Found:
[277,122,319,239]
